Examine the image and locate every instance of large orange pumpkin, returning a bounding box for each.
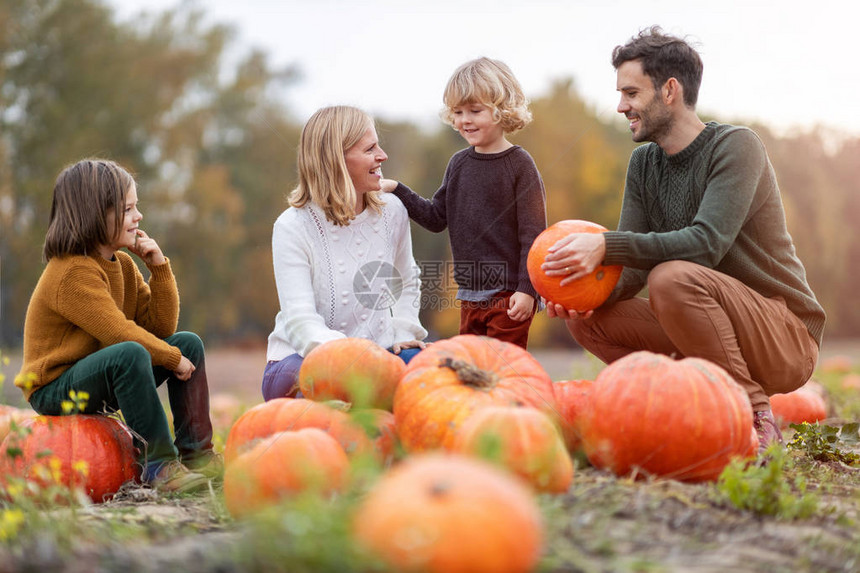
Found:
[580,351,755,482]
[223,428,349,518]
[353,453,544,573]
[552,379,593,452]
[770,385,828,428]
[298,338,405,410]
[224,398,393,464]
[393,335,558,453]
[0,415,139,502]
[451,406,573,493]
[526,220,622,312]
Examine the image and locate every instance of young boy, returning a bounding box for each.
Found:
[382,57,547,349]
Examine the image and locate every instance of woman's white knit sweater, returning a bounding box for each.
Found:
[266,193,427,360]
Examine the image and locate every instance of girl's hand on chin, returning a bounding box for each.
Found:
[130,229,166,265]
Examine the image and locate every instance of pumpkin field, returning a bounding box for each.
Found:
[1,341,859,573]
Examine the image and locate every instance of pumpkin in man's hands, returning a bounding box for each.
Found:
[526,219,622,312]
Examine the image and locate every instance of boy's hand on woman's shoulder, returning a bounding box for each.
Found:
[379,179,398,193]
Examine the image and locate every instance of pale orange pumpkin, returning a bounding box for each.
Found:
[224,398,393,464]
[770,385,828,428]
[580,351,755,482]
[298,338,405,410]
[0,404,35,444]
[819,355,853,374]
[526,220,622,312]
[223,428,348,518]
[353,453,544,573]
[552,379,593,452]
[393,335,558,453]
[451,405,573,493]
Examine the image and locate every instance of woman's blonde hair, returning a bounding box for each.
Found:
[288,106,384,226]
[441,57,533,133]
[43,159,135,261]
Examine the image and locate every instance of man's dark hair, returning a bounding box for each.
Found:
[612,26,703,108]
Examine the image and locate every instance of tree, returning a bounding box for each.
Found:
[0,0,228,344]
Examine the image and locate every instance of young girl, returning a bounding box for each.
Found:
[262,106,427,401]
[16,159,221,493]
[382,57,547,349]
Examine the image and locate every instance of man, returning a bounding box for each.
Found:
[542,26,825,454]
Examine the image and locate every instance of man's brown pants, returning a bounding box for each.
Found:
[567,261,818,411]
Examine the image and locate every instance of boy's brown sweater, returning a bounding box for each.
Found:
[392,145,547,298]
[16,252,182,400]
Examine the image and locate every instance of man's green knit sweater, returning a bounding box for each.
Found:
[603,122,825,346]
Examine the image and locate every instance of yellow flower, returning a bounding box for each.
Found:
[72,460,90,477]
[5,482,24,499]
[0,509,25,541]
[14,372,36,391]
[49,457,63,484]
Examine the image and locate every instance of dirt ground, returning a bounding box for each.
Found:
[3,453,858,573]
[2,345,860,572]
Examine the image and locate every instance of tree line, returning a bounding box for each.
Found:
[2,0,858,350]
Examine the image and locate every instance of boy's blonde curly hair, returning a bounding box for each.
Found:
[441,57,532,134]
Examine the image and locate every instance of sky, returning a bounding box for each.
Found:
[108,0,858,138]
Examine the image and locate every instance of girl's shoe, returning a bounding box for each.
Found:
[183,450,225,480]
[147,460,210,493]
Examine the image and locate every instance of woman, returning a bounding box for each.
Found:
[262,106,427,401]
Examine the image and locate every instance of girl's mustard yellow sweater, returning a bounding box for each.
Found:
[17,252,182,401]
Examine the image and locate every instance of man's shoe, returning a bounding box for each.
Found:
[148,460,210,494]
[753,409,784,456]
[183,450,225,480]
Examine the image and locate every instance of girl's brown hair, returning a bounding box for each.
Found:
[43,159,135,261]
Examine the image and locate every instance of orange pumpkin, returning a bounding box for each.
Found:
[393,335,558,453]
[224,398,393,464]
[223,428,348,518]
[298,338,405,410]
[841,374,860,390]
[353,453,544,573]
[552,379,593,452]
[820,355,853,374]
[770,385,828,428]
[451,406,573,493]
[580,351,755,482]
[0,415,139,502]
[526,220,622,312]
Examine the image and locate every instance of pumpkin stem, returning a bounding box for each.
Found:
[429,481,450,498]
[439,358,497,389]
[324,400,352,412]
